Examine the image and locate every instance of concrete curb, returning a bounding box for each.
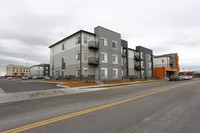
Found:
[0,87,109,104]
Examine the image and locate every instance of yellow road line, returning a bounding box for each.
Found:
[1,82,192,133]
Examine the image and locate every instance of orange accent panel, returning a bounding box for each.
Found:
[174,53,179,71]
[154,68,166,78]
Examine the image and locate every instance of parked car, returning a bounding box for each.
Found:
[6,77,13,80]
[180,75,193,80]
[32,76,38,79]
[169,75,182,81]
[21,76,29,80]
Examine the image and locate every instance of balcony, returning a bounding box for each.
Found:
[135,65,141,70]
[121,53,126,58]
[88,57,99,65]
[169,60,174,65]
[134,55,140,61]
[88,41,99,49]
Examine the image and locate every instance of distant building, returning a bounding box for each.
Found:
[154,53,179,78]
[6,64,30,77]
[30,64,50,77]
[49,26,154,81]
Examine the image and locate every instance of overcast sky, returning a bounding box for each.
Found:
[0,0,200,75]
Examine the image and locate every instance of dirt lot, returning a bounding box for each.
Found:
[43,80,97,87]
[43,78,162,87]
[103,78,161,84]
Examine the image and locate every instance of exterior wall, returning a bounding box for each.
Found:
[49,27,157,81]
[154,53,179,78]
[6,64,30,77]
[94,26,122,81]
[136,46,153,79]
[121,40,128,77]
[30,64,50,77]
[50,31,97,80]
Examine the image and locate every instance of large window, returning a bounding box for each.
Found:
[140,52,143,59]
[112,54,118,64]
[75,68,80,77]
[148,62,152,68]
[141,61,144,68]
[149,71,152,77]
[62,57,65,69]
[62,43,65,50]
[84,35,87,44]
[112,41,118,49]
[101,68,108,79]
[75,52,80,60]
[62,71,65,77]
[76,35,81,45]
[113,68,118,79]
[101,37,107,46]
[84,52,88,60]
[101,52,107,63]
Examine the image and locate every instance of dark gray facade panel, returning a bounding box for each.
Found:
[94,26,122,81]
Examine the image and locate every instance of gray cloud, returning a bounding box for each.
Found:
[0,0,200,75]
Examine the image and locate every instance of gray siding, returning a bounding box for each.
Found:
[94,26,122,81]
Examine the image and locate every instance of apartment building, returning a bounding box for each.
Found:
[122,46,154,79]
[49,26,154,81]
[6,64,30,77]
[30,64,50,77]
[154,53,179,78]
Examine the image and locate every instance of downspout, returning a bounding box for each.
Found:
[80,31,82,81]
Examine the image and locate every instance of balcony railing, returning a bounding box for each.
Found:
[134,55,140,61]
[135,65,141,70]
[121,53,126,58]
[88,41,99,49]
[169,60,174,65]
[88,57,99,65]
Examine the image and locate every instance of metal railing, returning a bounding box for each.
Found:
[88,57,99,65]
[88,41,99,49]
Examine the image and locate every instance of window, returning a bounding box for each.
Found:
[75,68,80,77]
[162,59,164,63]
[75,52,80,60]
[141,71,144,76]
[141,61,144,68]
[148,62,151,68]
[62,71,65,77]
[101,52,107,63]
[83,68,88,77]
[62,43,65,50]
[76,35,81,45]
[112,54,118,64]
[140,52,143,59]
[113,68,118,79]
[101,37,107,46]
[101,68,108,79]
[84,52,88,60]
[112,41,118,49]
[149,71,152,77]
[148,54,151,60]
[84,35,87,44]
[62,57,65,69]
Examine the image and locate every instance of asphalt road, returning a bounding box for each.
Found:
[0,79,199,133]
[0,79,62,93]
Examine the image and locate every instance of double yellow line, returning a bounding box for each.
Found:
[1,82,192,133]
